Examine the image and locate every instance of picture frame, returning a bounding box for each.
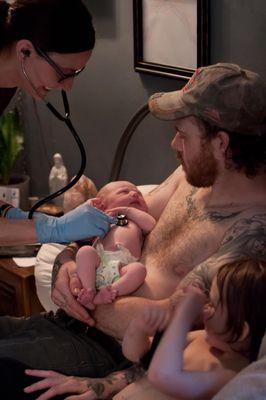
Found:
[133,0,210,80]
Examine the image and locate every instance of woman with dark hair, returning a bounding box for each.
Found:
[0,0,115,246]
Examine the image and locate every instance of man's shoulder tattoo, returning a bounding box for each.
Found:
[176,213,266,295]
[220,213,266,260]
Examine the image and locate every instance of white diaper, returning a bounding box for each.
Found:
[95,243,137,289]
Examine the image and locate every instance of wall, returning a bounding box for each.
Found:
[21,0,266,197]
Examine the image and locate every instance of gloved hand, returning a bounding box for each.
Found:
[6,207,50,221]
[35,201,117,244]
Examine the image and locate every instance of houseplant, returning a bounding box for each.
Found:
[0,108,29,209]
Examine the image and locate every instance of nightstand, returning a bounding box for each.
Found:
[0,258,44,317]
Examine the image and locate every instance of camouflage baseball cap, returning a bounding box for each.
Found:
[149,63,266,136]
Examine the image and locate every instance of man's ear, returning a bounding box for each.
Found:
[16,39,35,61]
[238,321,250,342]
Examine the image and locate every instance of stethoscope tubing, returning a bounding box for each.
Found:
[21,58,87,219]
[28,108,87,218]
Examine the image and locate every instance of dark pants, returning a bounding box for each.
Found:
[0,310,130,398]
[0,358,67,400]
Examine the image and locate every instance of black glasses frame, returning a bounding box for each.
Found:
[34,45,85,83]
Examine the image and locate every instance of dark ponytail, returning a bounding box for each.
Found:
[0,0,10,50]
[0,0,95,53]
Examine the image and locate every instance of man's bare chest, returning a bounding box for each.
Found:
[142,188,241,277]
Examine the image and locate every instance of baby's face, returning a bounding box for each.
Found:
[103,181,148,212]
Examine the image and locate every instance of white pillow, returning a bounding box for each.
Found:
[35,243,65,312]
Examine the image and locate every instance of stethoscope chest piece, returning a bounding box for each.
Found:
[116,214,128,226]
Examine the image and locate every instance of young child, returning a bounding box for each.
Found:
[122,259,266,400]
[76,181,156,309]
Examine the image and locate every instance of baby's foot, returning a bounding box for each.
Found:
[94,285,118,305]
[77,288,96,310]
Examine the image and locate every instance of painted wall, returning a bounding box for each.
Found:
[21,0,266,197]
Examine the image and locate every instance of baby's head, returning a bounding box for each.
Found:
[203,259,266,361]
[97,181,148,212]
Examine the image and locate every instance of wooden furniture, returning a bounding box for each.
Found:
[0,258,44,317]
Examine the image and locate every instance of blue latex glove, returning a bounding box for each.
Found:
[35,202,117,244]
[6,207,49,221]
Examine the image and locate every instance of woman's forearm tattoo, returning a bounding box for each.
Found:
[123,364,145,384]
[87,382,105,397]
[85,365,145,398]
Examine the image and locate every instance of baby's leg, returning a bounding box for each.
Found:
[76,245,100,309]
[94,262,146,305]
[113,262,146,295]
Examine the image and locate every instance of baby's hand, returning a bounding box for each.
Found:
[106,206,129,218]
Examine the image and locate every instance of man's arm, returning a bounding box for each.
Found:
[51,242,95,325]
[93,296,171,340]
[144,167,182,220]
[51,243,167,330]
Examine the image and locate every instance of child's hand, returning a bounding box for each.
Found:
[183,284,208,302]
[175,285,208,323]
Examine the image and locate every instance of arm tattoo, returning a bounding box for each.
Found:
[123,364,145,384]
[51,244,78,289]
[219,214,266,260]
[51,257,62,290]
[84,364,145,398]
[87,382,105,397]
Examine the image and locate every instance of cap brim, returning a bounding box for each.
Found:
[148,90,191,120]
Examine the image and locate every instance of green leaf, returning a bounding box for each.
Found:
[0,109,24,184]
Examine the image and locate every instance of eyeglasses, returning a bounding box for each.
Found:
[34,45,85,83]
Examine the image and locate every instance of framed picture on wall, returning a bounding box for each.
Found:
[133,0,209,80]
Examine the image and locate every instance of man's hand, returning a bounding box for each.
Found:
[51,260,94,325]
[24,370,114,400]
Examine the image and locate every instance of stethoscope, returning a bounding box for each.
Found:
[21,57,87,219]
